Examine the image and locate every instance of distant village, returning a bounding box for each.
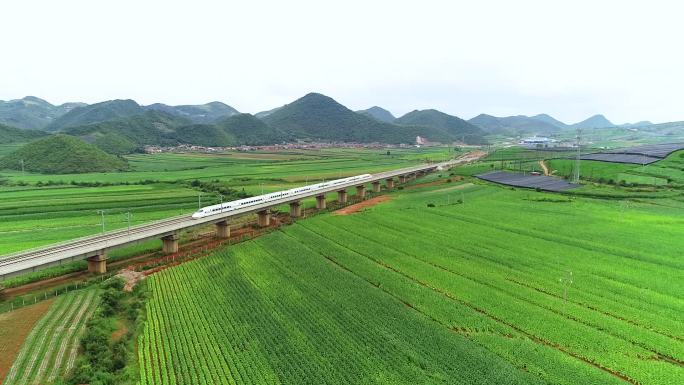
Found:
[142,135,579,154]
[143,141,420,154]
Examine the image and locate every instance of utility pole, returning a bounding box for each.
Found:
[574,128,582,183]
[198,193,202,210]
[20,159,24,175]
[124,212,132,234]
[96,210,105,233]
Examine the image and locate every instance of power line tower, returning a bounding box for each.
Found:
[573,128,582,183]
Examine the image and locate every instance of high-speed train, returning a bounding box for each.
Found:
[191,174,372,219]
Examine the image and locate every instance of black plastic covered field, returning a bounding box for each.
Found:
[476,171,581,192]
[579,143,684,164]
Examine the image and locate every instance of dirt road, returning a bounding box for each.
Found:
[539,160,550,176]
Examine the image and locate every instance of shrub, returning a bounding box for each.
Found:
[427,203,435,207]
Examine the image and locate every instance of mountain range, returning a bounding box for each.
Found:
[0,96,85,130]
[261,93,486,145]
[466,113,655,136]
[0,93,666,154]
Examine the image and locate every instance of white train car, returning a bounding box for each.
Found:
[191,174,372,219]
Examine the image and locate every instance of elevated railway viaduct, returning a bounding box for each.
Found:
[0,158,468,281]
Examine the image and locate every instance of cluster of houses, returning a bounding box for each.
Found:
[143,142,412,154]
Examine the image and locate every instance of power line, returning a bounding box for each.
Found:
[574,128,582,183]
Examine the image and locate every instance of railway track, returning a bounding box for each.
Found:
[0,157,475,279]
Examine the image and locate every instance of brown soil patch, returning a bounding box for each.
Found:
[333,195,392,215]
[111,319,129,342]
[463,150,487,159]
[0,299,54,383]
[116,269,146,292]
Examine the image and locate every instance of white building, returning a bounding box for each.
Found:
[520,136,555,147]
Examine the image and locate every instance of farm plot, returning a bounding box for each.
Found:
[140,245,541,385]
[2,289,99,385]
[0,299,54,383]
[0,147,457,256]
[0,184,200,255]
[548,150,684,186]
[139,183,683,385]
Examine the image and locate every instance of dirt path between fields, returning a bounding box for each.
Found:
[334,196,392,215]
[539,160,550,176]
[460,150,487,162]
[404,176,463,190]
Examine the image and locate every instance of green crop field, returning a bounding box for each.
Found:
[0,147,460,256]
[548,150,684,186]
[139,181,684,385]
[3,289,99,385]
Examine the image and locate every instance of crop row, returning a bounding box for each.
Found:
[3,289,98,385]
[139,241,540,385]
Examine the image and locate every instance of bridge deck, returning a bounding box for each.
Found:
[0,157,470,280]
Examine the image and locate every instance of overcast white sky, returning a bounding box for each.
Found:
[1,0,683,124]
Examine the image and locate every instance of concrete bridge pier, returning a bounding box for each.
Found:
[315,194,327,210]
[337,190,348,204]
[399,175,407,183]
[386,178,395,189]
[289,201,302,218]
[372,181,381,193]
[257,209,270,227]
[216,221,230,239]
[162,233,180,253]
[87,251,107,274]
[356,185,366,199]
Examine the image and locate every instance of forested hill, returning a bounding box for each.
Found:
[62,111,192,154]
[63,111,291,153]
[0,134,128,174]
[571,114,614,129]
[468,113,562,136]
[47,99,145,131]
[357,106,396,123]
[261,93,487,144]
[145,101,240,123]
[215,113,291,145]
[395,109,486,144]
[0,123,48,143]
